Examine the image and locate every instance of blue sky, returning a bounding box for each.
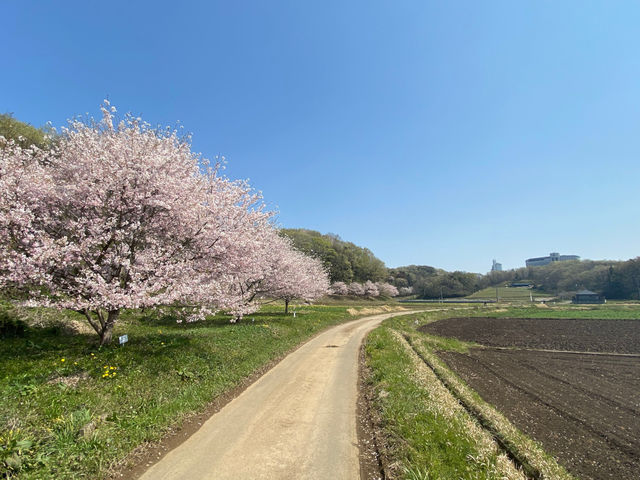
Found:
[4,1,640,273]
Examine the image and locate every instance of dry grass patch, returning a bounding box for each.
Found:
[347,305,407,316]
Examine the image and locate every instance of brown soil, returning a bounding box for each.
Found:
[357,344,388,480]
[46,371,90,388]
[420,317,640,353]
[423,317,640,480]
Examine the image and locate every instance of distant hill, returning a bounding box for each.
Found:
[280,229,387,283]
[0,113,52,149]
[283,228,640,301]
[387,265,440,290]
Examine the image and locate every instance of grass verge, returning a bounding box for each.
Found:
[0,303,371,479]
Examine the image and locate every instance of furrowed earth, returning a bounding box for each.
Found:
[420,317,640,480]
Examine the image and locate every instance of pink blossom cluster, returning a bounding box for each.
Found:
[214,228,329,319]
[0,102,329,342]
[398,286,414,296]
[330,281,398,298]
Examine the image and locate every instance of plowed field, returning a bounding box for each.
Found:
[420,317,640,480]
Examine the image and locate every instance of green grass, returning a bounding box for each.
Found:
[0,303,363,479]
[466,286,550,301]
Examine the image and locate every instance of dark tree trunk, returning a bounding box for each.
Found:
[284,299,289,314]
[83,308,120,346]
[100,310,119,345]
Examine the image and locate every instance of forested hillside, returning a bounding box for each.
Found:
[0,113,52,149]
[388,265,481,298]
[480,258,640,299]
[389,259,640,300]
[281,229,387,283]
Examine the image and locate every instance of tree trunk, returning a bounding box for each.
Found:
[83,308,120,346]
[284,299,289,314]
[99,310,119,346]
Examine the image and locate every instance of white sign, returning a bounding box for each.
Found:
[119,334,128,345]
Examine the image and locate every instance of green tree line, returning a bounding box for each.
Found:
[281,229,387,284]
[389,258,640,300]
[388,265,480,298]
[479,258,640,300]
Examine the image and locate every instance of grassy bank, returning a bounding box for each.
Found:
[0,302,379,479]
[364,306,578,479]
[466,286,551,301]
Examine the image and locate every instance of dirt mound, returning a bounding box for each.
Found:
[47,371,90,388]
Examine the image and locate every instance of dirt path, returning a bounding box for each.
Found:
[139,311,418,480]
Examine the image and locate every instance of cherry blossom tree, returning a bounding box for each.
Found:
[363,280,380,297]
[261,240,329,313]
[212,227,291,320]
[399,286,414,296]
[0,102,272,344]
[218,229,331,316]
[348,282,365,296]
[376,282,399,297]
[330,281,349,296]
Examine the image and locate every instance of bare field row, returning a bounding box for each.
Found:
[421,316,640,480]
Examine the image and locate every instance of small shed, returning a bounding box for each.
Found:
[572,289,605,304]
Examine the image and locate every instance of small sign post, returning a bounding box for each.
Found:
[119,334,128,346]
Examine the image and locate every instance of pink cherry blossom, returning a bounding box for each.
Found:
[1,103,328,343]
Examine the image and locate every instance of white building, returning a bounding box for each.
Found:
[525,252,580,267]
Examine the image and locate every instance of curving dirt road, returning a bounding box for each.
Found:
[139,311,417,480]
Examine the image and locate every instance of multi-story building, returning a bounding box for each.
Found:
[525,252,580,267]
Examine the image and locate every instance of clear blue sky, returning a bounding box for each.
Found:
[4,1,640,273]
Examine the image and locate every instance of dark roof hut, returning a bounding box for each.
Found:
[572,289,605,304]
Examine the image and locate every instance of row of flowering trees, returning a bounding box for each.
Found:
[330,281,399,298]
[0,102,329,344]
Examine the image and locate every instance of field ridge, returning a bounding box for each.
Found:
[401,332,573,480]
